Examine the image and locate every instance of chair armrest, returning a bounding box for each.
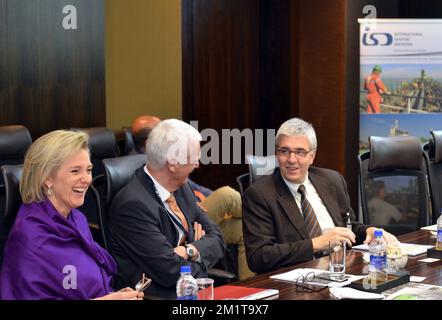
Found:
[208,268,236,280]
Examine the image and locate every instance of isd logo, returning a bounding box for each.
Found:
[362,27,393,46]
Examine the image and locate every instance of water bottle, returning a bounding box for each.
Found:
[436,211,442,251]
[176,265,198,300]
[369,229,387,275]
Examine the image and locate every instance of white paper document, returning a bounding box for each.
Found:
[269,268,365,288]
[329,287,385,300]
[239,289,280,300]
[418,258,440,263]
[352,242,434,256]
[410,276,426,283]
[420,225,437,231]
[386,284,442,300]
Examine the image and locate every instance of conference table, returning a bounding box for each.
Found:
[229,229,442,300]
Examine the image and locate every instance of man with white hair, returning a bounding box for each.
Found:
[243,117,397,274]
[129,114,254,280]
[108,119,225,297]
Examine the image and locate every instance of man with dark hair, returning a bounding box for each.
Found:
[243,117,397,274]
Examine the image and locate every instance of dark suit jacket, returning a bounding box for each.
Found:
[243,167,368,274]
[108,167,226,296]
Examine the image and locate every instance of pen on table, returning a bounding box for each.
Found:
[345,210,352,231]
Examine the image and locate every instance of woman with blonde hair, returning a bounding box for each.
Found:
[0,130,143,300]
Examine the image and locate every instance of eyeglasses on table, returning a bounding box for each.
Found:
[294,272,328,292]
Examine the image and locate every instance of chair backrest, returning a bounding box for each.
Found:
[236,173,250,197]
[0,125,32,196]
[359,136,430,235]
[1,164,23,223]
[423,130,442,224]
[77,184,108,250]
[0,164,23,267]
[0,125,32,165]
[71,127,119,219]
[103,154,147,207]
[245,154,278,186]
[71,127,118,179]
[123,127,135,155]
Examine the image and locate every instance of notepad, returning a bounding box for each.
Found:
[213,285,279,300]
[352,242,434,256]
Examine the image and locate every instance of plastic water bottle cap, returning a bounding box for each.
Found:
[180,265,191,273]
[374,229,383,238]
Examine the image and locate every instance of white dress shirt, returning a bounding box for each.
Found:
[282,173,335,232]
[144,166,185,246]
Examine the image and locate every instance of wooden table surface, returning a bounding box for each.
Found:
[231,230,442,300]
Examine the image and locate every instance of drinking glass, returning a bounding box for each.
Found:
[329,240,346,281]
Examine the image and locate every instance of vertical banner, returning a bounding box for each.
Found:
[359,19,442,153]
[359,20,442,228]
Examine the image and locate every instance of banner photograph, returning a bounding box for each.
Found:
[359,19,442,153]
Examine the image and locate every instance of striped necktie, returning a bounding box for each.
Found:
[298,184,322,238]
[166,194,189,244]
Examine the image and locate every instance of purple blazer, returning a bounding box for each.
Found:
[0,199,117,300]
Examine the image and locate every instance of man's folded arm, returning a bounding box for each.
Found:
[190,200,226,268]
[112,201,205,288]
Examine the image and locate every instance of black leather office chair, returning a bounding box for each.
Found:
[0,164,23,267]
[236,173,250,197]
[1,164,23,225]
[0,125,32,167]
[0,125,32,217]
[102,154,236,284]
[101,154,146,252]
[122,127,135,155]
[246,154,278,185]
[423,130,442,224]
[71,127,119,226]
[103,154,146,209]
[77,185,108,250]
[359,136,431,235]
[72,127,119,181]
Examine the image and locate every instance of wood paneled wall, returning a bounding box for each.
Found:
[296,0,346,172]
[183,0,350,192]
[0,0,105,139]
[182,0,261,187]
[182,0,442,206]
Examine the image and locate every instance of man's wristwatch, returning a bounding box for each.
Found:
[185,245,195,260]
